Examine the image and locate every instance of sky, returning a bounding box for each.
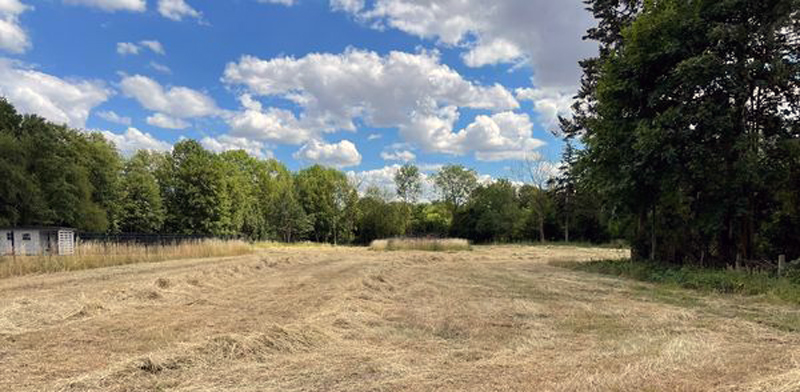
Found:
[0,0,598,191]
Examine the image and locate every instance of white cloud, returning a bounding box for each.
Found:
[226,94,312,144]
[146,112,190,129]
[381,149,415,162]
[367,133,382,141]
[120,74,219,119]
[0,59,110,128]
[100,127,171,156]
[293,139,362,168]
[223,48,522,157]
[346,163,440,201]
[149,61,172,74]
[117,40,166,56]
[335,0,595,88]
[116,42,139,55]
[330,0,364,12]
[257,0,296,5]
[157,0,201,21]
[516,87,574,132]
[0,0,30,54]
[139,40,165,55]
[201,134,272,158]
[462,38,523,68]
[97,110,131,125]
[64,0,146,12]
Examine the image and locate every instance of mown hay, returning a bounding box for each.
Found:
[369,238,471,252]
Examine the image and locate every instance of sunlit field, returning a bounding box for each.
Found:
[2,245,800,391]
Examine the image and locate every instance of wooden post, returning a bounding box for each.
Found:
[778,254,786,276]
[735,253,742,271]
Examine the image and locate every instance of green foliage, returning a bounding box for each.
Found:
[119,151,165,233]
[453,180,523,243]
[295,165,358,244]
[562,259,800,305]
[571,0,800,264]
[355,187,405,244]
[161,140,231,236]
[432,164,478,212]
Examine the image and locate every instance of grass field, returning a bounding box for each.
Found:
[1,245,799,391]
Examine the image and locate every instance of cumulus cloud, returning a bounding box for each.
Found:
[97,110,131,125]
[149,61,172,74]
[0,59,110,128]
[0,0,31,54]
[346,163,441,200]
[100,127,171,156]
[117,40,166,56]
[116,42,139,55]
[120,74,219,120]
[515,86,575,133]
[146,112,189,129]
[157,0,201,21]
[64,0,146,12]
[334,0,595,88]
[257,0,296,5]
[223,48,536,159]
[380,149,415,162]
[293,139,362,168]
[201,134,272,158]
[226,94,312,144]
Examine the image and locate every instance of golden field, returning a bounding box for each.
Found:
[1,245,799,391]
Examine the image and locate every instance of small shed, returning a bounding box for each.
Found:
[0,227,76,256]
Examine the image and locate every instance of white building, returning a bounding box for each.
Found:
[0,227,76,256]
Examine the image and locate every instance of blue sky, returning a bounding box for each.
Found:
[0,0,596,188]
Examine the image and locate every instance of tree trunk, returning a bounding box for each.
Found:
[650,204,657,261]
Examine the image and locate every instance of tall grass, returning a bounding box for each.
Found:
[556,259,800,305]
[369,238,471,252]
[0,239,253,279]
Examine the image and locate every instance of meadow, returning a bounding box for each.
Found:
[2,245,800,391]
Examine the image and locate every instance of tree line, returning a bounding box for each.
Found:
[565,0,799,265]
[0,98,611,245]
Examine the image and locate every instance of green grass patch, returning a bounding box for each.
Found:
[556,259,800,305]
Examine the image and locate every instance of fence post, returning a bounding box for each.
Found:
[778,254,786,277]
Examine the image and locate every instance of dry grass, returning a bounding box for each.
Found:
[1,245,799,391]
[370,237,471,251]
[0,239,252,279]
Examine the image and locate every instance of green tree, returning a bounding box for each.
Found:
[161,140,231,235]
[394,163,422,234]
[432,164,478,214]
[119,151,165,233]
[295,165,357,243]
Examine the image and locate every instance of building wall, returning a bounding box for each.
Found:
[0,230,12,256]
[14,230,41,256]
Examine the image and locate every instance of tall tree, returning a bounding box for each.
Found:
[119,151,165,233]
[432,164,478,214]
[161,140,231,235]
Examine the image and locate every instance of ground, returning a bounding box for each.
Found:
[1,246,799,391]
